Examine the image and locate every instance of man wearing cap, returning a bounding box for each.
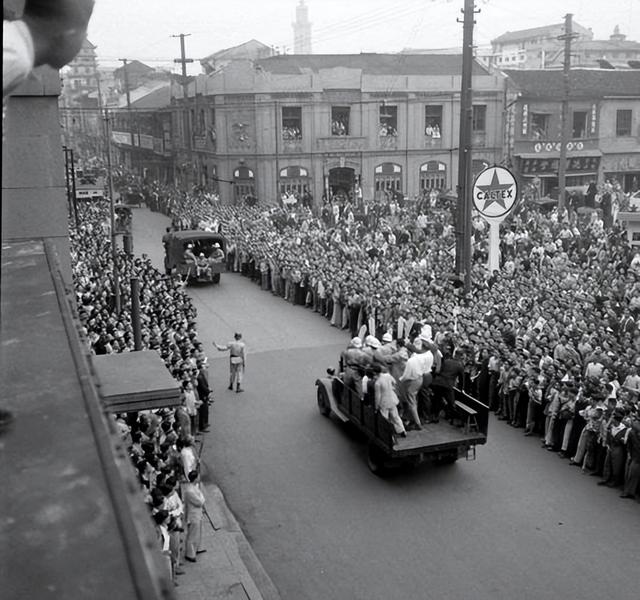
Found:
[213,333,246,393]
[340,337,370,404]
[210,242,224,262]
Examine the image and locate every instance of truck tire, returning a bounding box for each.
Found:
[437,453,458,465]
[317,385,331,417]
[367,443,389,476]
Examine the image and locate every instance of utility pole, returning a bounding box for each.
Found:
[455,0,478,294]
[103,108,121,315]
[118,58,135,170]
[172,33,194,189]
[557,13,578,211]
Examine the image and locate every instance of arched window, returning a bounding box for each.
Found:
[233,166,255,202]
[419,161,447,192]
[374,163,402,201]
[279,166,310,197]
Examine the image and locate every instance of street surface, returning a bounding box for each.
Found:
[134,208,639,600]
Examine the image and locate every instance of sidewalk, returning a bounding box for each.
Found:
[174,482,281,600]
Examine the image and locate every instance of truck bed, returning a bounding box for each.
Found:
[316,375,489,461]
[390,420,486,457]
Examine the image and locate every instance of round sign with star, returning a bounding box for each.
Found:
[472,166,518,221]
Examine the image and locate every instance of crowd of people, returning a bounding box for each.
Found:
[71,201,214,585]
[140,175,640,500]
[68,172,640,584]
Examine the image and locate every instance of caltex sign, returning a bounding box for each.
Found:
[472,166,518,221]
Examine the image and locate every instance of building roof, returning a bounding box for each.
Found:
[503,68,640,99]
[254,53,490,76]
[202,39,271,63]
[576,39,640,51]
[492,22,590,45]
[129,83,172,109]
[113,59,154,78]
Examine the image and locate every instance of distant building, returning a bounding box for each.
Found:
[150,52,505,203]
[572,26,640,69]
[292,0,312,54]
[491,22,640,70]
[503,69,640,196]
[490,21,593,70]
[113,60,155,93]
[200,40,273,75]
[60,38,102,161]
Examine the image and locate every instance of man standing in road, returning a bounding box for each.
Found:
[213,333,246,393]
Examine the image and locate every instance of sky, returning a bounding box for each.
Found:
[88,0,640,72]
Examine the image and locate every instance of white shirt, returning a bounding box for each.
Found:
[3,20,35,98]
[400,351,434,381]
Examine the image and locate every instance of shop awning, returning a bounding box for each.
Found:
[93,350,181,413]
[515,150,603,159]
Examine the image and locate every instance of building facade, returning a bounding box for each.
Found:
[504,69,640,196]
[162,53,504,206]
[491,22,593,70]
[491,22,640,70]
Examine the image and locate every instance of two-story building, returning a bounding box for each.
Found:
[168,53,504,205]
[503,69,640,196]
[110,83,174,181]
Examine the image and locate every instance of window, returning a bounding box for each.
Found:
[279,166,310,197]
[616,109,632,137]
[530,113,549,139]
[378,104,397,136]
[331,106,350,136]
[425,105,442,138]
[233,166,255,202]
[374,163,402,200]
[572,111,588,138]
[282,106,302,140]
[472,105,487,132]
[419,161,447,192]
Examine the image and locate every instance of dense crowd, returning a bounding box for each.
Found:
[144,176,640,500]
[71,201,212,585]
[69,173,640,583]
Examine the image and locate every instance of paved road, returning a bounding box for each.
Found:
[134,208,639,600]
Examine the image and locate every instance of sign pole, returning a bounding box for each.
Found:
[472,165,519,276]
[488,221,501,273]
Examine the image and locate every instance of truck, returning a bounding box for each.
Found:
[163,230,227,284]
[315,370,489,475]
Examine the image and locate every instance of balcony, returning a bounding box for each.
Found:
[316,136,367,152]
[423,135,443,149]
[377,135,398,151]
[282,139,303,153]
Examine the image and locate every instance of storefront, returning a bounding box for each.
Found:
[514,140,602,197]
[602,153,640,193]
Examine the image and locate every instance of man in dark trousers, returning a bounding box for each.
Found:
[195,360,211,433]
[430,345,465,423]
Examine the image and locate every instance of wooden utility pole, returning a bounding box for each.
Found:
[557,13,578,210]
[455,0,478,294]
[118,58,135,170]
[172,33,194,189]
[103,109,121,314]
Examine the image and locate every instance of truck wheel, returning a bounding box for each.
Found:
[317,386,331,417]
[367,444,388,476]
[438,453,458,465]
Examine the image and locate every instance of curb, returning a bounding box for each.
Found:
[204,484,282,600]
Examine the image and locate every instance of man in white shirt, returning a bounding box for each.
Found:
[399,340,434,430]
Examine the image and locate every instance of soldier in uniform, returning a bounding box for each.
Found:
[213,333,246,393]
